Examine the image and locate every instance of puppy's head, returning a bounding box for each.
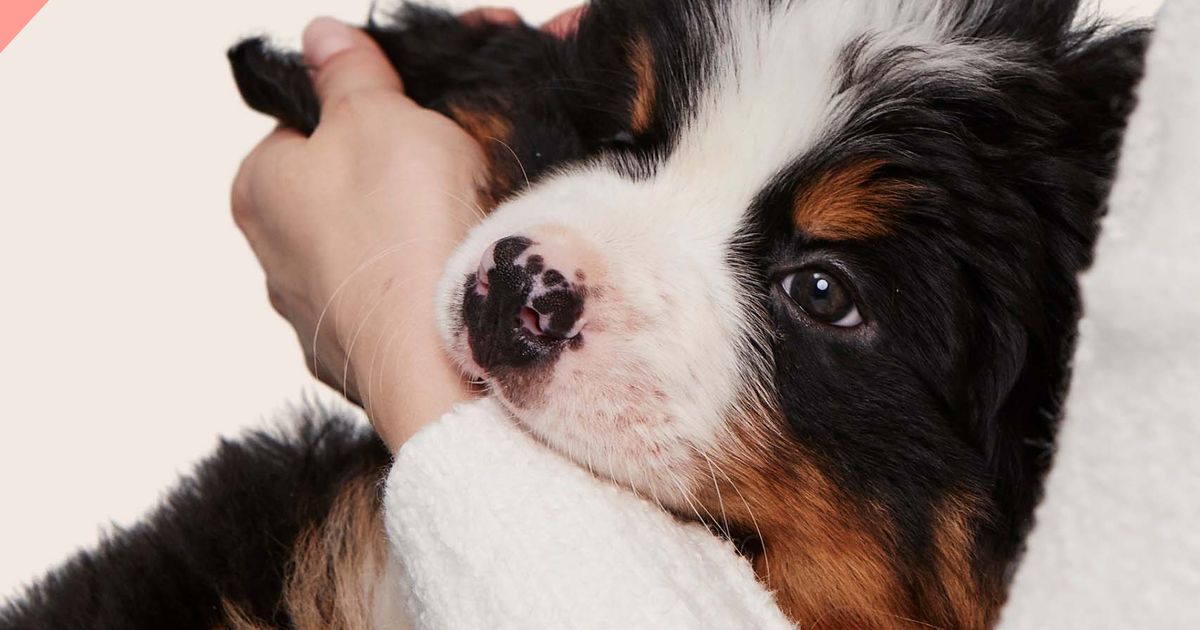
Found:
[437,0,1145,625]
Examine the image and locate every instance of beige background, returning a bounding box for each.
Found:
[0,0,1162,602]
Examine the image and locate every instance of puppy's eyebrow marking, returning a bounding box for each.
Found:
[793,159,916,240]
[627,33,657,134]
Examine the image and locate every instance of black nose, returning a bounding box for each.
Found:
[464,236,586,371]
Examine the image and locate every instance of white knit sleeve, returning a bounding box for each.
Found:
[381,397,794,630]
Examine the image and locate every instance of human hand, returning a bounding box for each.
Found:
[232,17,484,451]
[459,5,586,38]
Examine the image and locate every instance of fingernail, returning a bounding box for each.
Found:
[302,17,355,67]
[542,6,586,39]
[459,8,522,28]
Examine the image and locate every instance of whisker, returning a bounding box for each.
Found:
[442,190,489,224]
[709,456,771,587]
[620,446,646,502]
[487,136,530,189]
[360,293,419,420]
[338,269,442,401]
[338,284,394,401]
[667,470,718,530]
[309,237,457,382]
[698,449,731,538]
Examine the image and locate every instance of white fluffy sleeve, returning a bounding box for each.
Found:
[382,397,794,630]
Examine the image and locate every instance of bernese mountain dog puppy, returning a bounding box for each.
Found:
[1,0,1149,628]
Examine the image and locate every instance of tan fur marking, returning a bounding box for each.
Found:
[930,495,1000,629]
[627,34,657,134]
[217,600,268,630]
[285,476,387,630]
[793,160,916,240]
[737,465,912,628]
[450,103,514,151]
[448,102,517,210]
[219,476,387,630]
[699,405,913,629]
[699,401,992,629]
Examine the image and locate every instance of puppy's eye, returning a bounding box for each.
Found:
[780,269,863,328]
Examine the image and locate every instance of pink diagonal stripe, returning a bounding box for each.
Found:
[0,0,48,54]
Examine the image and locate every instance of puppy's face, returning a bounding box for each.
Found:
[443,0,1012,495]
[438,162,762,501]
[436,0,1134,624]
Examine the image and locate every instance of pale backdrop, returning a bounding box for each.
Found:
[0,0,1162,602]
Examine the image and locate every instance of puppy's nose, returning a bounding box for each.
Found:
[466,235,587,370]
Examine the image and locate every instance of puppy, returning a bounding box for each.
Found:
[1,1,1148,628]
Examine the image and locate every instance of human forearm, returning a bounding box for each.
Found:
[340,271,473,452]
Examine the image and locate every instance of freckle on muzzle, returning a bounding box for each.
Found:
[463,235,587,372]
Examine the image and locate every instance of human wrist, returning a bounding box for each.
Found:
[336,269,473,452]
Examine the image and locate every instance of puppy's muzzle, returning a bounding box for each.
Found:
[463,235,587,372]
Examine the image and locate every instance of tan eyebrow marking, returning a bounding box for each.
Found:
[793,159,918,240]
[627,33,657,134]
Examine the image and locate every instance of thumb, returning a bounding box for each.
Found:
[302,17,407,107]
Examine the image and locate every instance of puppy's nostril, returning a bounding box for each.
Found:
[465,234,587,370]
[519,307,543,336]
[530,290,586,339]
[476,260,491,294]
[519,304,584,340]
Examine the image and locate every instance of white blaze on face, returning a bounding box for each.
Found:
[434,0,970,501]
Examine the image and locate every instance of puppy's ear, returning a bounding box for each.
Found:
[228,37,320,135]
[974,25,1151,537]
[1055,27,1152,184]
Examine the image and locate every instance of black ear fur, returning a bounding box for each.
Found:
[227,6,561,136]
[363,5,558,110]
[963,0,1083,43]
[228,37,319,134]
[979,24,1151,551]
[1055,26,1152,190]
[227,6,593,203]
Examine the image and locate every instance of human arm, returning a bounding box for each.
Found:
[231,17,479,450]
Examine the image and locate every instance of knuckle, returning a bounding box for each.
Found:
[325,88,395,122]
[230,175,254,230]
[230,140,275,230]
[266,284,289,316]
[231,139,304,231]
[230,175,272,233]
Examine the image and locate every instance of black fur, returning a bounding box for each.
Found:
[1,411,388,629]
[742,12,1149,614]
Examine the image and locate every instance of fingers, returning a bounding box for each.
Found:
[541,5,587,39]
[231,126,304,238]
[302,17,407,108]
[459,7,522,29]
[458,5,585,38]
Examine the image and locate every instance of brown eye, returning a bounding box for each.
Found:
[780,268,863,328]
